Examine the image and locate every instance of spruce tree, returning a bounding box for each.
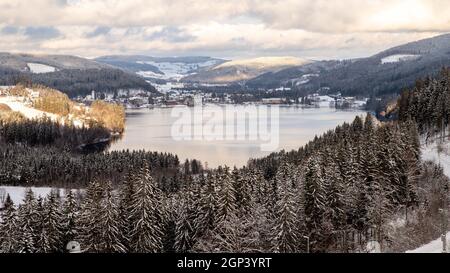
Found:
[98,181,126,253]
[129,165,164,253]
[38,190,64,252]
[79,179,104,252]
[0,195,18,253]
[273,162,300,253]
[61,190,79,249]
[17,189,40,253]
[174,193,195,253]
[303,155,326,252]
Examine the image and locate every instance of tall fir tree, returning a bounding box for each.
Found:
[0,195,19,253]
[98,181,126,253]
[129,165,164,253]
[16,189,40,253]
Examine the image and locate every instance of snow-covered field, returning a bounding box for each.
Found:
[137,59,220,81]
[0,96,59,121]
[27,63,57,73]
[381,54,420,64]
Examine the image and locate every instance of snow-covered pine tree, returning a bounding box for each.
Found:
[38,190,64,253]
[174,192,195,253]
[118,172,136,251]
[193,173,217,239]
[17,189,40,253]
[273,161,300,253]
[79,179,104,252]
[98,181,126,253]
[61,190,79,249]
[323,155,347,251]
[216,167,237,225]
[0,195,19,253]
[129,164,164,253]
[232,167,252,216]
[303,155,326,252]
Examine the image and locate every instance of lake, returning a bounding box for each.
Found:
[110,105,366,168]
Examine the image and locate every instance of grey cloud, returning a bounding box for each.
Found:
[1,25,19,35]
[24,26,61,40]
[147,27,196,43]
[86,26,111,38]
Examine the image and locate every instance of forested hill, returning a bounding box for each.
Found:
[0,53,156,97]
[397,68,450,138]
[248,33,450,97]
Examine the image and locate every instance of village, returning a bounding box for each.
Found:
[73,85,367,110]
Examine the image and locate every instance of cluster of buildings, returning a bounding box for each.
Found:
[74,86,367,109]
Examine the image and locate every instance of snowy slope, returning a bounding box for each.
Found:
[409,139,450,253]
[0,96,59,121]
[0,88,85,127]
[27,63,57,73]
[406,232,450,253]
[214,56,310,70]
[184,56,312,83]
[137,59,221,81]
[421,139,450,177]
[381,54,420,64]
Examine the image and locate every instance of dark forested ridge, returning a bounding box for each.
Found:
[0,53,157,97]
[248,34,450,98]
[0,67,156,97]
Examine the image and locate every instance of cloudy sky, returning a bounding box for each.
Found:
[0,0,449,60]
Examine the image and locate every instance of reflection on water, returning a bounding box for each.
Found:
[109,106,366,168]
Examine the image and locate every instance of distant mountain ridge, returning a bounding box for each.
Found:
[248,33,450,96]
[95,55,226,82]
[182,56,311,83]
[0,52,111,71]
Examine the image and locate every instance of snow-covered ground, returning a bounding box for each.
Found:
[421,139,450,177]
[0,186,56,207]
[381,54,420,64]
[0,92,85,127]
[0,96,59,121]
[215,56,310,70]
[137,59,220,81]
[152,82,186,94]
[407,139,450,253]
[27,63,57,74]
[406,232,450,253]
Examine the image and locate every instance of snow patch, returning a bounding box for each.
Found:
[215,56,310,70]
[421,139,450,177]
[0,186,55,207]
[406,232,450,253]
[381,54,420,64]
[137,59,220,81]
[0,96,59,121]
[27,63,57,74]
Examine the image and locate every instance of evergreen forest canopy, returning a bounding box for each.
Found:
[0,70,450,253]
